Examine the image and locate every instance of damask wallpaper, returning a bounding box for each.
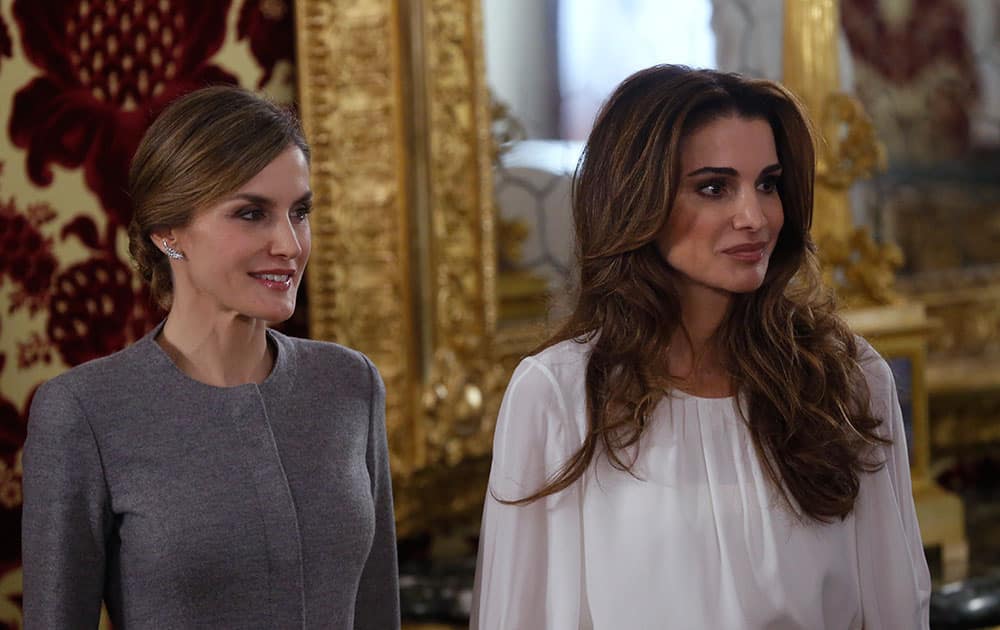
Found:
[0,0,296,625]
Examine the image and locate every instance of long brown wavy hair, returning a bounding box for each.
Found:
[514,65,887,522]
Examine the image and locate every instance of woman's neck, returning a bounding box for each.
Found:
[157,303,273,387]
[667,284,733,397]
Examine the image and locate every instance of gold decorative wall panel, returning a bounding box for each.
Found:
[295,0,504,536]
[901,270,1000,457]
[783,0,897,307]
[419,0,501,469]
[294,1,418,479]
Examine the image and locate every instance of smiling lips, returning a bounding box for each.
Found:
[722,242,768,262]
[249,270,295,290]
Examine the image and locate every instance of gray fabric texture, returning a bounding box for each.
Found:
[22,323,400,629]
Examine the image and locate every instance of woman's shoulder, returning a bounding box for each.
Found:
[269,330,377,379]
[518,336,593,384]
[526,335,595,369]
[41,336,154,398]
[500,336,594,421]
[29,339,156,432]
[494,337,592,470]
[852,334,896,399]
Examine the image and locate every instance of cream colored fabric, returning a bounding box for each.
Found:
[472,337,930,629]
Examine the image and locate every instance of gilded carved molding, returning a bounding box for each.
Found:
[423,0,497,348]
[899,268,1000,361]
[419,0,501,468]
[783,0,903,308]
[815,93,885,189]
[296,0,505,535]
[294,1,417,476]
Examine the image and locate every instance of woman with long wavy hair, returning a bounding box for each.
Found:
[471,65,930,629]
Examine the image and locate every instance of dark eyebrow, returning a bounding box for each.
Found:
[684,163,782,178]
[685,166,737,177]
[228,191,313,206]
[228,193,273,207]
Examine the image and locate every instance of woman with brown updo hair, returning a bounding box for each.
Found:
[471,65,929,629]
[22,86,400,629]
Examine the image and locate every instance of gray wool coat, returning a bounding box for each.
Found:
[22,323,400,629]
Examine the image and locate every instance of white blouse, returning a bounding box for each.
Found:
[471,338,931,629]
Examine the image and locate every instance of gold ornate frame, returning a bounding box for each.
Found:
[294,0,512,537]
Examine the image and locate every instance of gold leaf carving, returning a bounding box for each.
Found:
[294,0,551,536]
[421,0,498,463]
[819,227,904,308]
[294,1,416,476]
[810,93,899,308]
[421,348,507,467]
[817,93,886,188]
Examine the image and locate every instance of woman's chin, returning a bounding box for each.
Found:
[240,303,296,326]
[727,268,770,294]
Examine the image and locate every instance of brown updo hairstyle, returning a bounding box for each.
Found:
[514,65,887,522]
[127,85,310,309]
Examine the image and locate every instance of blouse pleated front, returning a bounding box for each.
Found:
[471,337,930,629]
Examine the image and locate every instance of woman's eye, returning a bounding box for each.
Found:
[697,182,725,197]
[238,207,265,221]
[292,206,312,222]
[757,177,780,194]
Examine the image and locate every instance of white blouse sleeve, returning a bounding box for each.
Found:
[854,353,932,629]
[471,357,591,630]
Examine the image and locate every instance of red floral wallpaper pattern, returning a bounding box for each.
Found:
[0,0,296,625]
[239,0,295,88]
[0,12,11,69]
[10,0,238,227]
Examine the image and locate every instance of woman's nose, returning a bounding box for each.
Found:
[732,193,766,230]
[271,219,303,259]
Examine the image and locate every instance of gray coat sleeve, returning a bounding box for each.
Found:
[353,358,400,629]
[22,379,111,630]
